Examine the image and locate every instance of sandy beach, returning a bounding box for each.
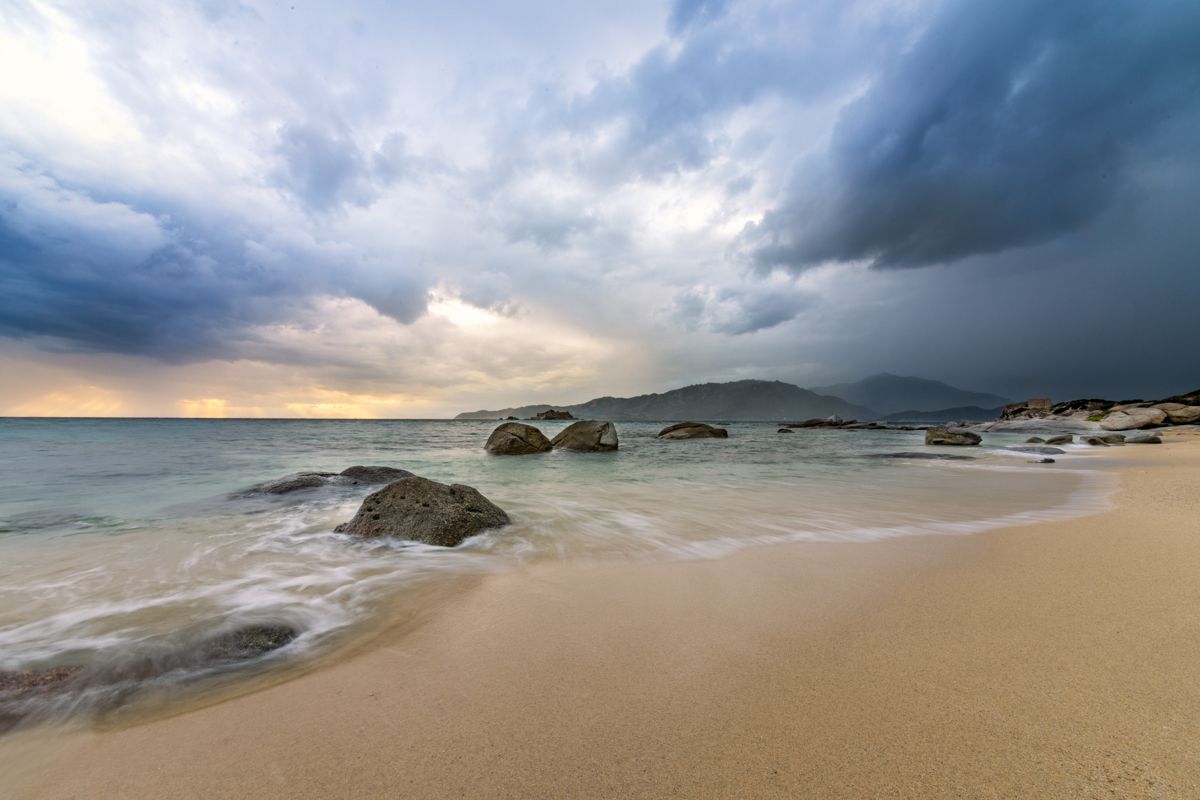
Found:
[3,431,1198,799]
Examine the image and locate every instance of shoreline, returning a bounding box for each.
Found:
[3,430,1199,798]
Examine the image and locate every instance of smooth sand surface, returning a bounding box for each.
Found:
[4,431,1199,799]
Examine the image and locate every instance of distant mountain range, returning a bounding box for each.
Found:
[454,380,873,421]
[811,373,1010,416]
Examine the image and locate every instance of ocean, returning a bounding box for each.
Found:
[0,417,1113,725]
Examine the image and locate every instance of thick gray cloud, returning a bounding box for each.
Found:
[747,0,1200,271]
[0,0,1197,411]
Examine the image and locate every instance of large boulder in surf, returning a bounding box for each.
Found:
[335,476,510,547]
[339,466,414,484]
[656,422,728,440]
[925,427,982,446]
[1153,403,1200,425]
[550,420,619,452]
[1100,408,1167,431]
[484,422,552,455]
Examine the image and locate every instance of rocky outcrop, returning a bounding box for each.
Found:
[335,477,510,547]
[784,416,846,428]
[244,466,413,495]
[656,422,729,440]
[550,421,619,452]
[484,423,553,455]
[534,409,575,420]
[1100,408,1167,431]
[1153,403,1200,425]
[925,427,982,446]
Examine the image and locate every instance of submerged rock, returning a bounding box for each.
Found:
[1003,445,1066,455]
[249,471,338,494]
[243,466,412,495]
[550,420,619,452]
[656,422,728,440]
[1100,408,1167,431]
[485,422,553,455]
[339,466,414,484]
[335,476,510,547]
[925,427,982,446]
[867,452,976,461]
[776,427,794,433]
[200,625,297,663]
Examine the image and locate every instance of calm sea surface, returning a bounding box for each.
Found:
[0,418,1113,720]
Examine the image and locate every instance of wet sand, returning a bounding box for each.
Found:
[3,431,1199,799]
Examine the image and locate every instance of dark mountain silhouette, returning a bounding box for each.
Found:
[811,373,1009,415]
[454,380,873,421]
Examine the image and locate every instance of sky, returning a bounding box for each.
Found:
[0,0,1197,418]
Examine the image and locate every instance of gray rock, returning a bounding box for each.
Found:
[1153,403,1200,425]
[335,476,510,547]
[1003,445,1066,455]
[339,466,415,484]
[1125,433,1163,444]
[550,420,619,452]
[925,427,982,446]
[1100,407,1167,431]
[1025,436,1046,443]
[1036,458,1056,464]
[1084,437,1114,446]
[248,471,337,494]
[1098,433,1126,443]
[656,422,729,440]
[484,422,553,455]
[776,427,794,433]
[1045,434,1074,445]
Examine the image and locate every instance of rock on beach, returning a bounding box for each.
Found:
[335,476,510,547]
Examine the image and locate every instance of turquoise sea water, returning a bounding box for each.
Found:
[0,418,1113,722]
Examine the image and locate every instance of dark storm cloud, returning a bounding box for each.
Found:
[748,0,1200,272]
[0,163,427,360]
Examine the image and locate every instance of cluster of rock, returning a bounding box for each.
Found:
[485,420,619,454]
[979,389,1199,433]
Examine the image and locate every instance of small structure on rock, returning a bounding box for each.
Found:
[534,409,575,420]
[656,422,728,440]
